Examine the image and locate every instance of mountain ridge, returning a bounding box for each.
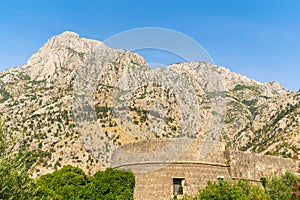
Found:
[0,31,299,177]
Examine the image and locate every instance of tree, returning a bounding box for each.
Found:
[266,171,300,200]
[0,118,37,200]
[35,166,135,199]
[35,165,89,199]
[89,168,135,199]
[0,118,11,156]
[185,179,270,200]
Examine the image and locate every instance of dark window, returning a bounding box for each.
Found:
[173,178,184,194]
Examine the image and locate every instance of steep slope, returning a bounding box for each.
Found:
[0,32,299,177]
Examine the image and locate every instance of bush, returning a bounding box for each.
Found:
[266,171,300,200]
[186,179,270,200]
[35,165,89,199]
[35,166,135,199]
[88,168,135,199]
[0,156,37,200]
[0,119,37,200]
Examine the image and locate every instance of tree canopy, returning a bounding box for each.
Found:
[0,118,37,200]
[35,166,135,200]
[183,179,270,200]
[266,171,300,200]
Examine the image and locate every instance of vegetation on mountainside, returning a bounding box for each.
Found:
[0,119,135,200]
[0,118,37,200]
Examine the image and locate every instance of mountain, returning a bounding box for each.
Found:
[0,31,299,177]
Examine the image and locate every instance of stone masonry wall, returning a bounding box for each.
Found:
[133,162,230,200]
[112,139,299,200]
[226,151,298,181]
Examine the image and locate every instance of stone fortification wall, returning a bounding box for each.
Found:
[112,139,299,200]
[226,151,298,181]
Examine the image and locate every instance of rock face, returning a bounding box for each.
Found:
[0,31,299,176]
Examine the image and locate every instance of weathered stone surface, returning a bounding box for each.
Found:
[113,139,299,200]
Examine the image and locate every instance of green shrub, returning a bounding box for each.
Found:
[35,166,135,199]
[88,168,135,199]
[266,171,300,200]
[0,156,37,200]
[36,165,89,199]
[186,179,270,200]
[0,119,37,200]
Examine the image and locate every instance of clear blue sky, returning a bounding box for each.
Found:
[0,0,299,91]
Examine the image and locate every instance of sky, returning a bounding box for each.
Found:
[0,0,299,91]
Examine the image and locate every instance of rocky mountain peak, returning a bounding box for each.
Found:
[16,32,99,86]
[21,32,91,82]
[59,31,80,37]
[18,31,147,85]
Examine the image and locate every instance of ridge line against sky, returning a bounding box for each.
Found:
[0,0,299,91]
